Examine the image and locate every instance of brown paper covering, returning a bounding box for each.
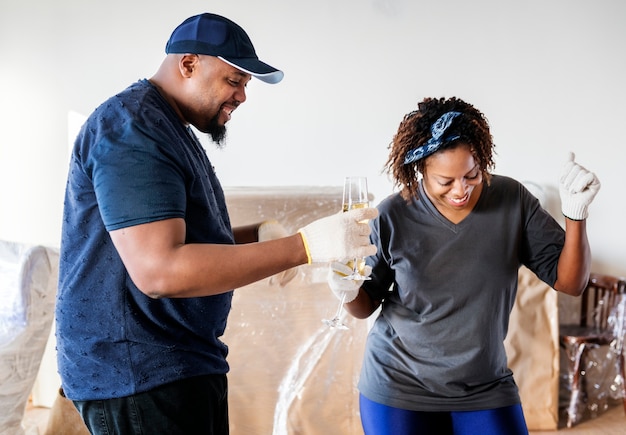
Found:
[504,266,559,430]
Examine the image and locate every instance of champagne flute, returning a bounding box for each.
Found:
[322,176,370,329]
[341,176,371,281]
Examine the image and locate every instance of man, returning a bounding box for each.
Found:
[56,12,377,434]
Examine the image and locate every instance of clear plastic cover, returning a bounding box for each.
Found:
[559,291,626,426]
[223,186,367,434]
[0,243,30,349]
[0,241,59,435]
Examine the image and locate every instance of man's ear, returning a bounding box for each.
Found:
[179,54,199,78]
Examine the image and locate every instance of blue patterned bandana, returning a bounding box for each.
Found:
[403,111,462,165]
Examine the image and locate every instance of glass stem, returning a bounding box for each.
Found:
[333,292,348,320]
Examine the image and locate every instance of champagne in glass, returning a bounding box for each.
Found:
[342,176,371,281]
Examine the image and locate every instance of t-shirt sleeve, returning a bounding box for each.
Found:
[519,187,565,287]
[83,119,187,231]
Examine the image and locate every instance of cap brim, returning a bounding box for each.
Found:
[218,56,284,84]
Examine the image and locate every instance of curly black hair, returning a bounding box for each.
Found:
[385,97,496,201]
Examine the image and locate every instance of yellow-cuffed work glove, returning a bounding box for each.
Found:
[297,207,378,264]
[559,152,601,220]
[258,220,299,286]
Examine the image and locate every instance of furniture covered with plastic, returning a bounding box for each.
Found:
[559,273,626,427]
[0,240,59,435]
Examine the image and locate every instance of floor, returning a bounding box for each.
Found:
[22,400,50,435]
[530,405,625,434]
[23,399,625,434]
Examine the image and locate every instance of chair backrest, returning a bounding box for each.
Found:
[580,273,625,330]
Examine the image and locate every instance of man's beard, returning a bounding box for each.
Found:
[206,113,227,147]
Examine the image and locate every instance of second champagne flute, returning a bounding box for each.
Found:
[342,176,371,281]
[322,176,372,330]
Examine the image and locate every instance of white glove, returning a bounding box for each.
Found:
[327,261,372,303]
[559,152,601,220]
[297,207,378,264]
[258,220,299,286]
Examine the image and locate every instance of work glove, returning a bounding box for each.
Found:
[258,220,299,286]
[327,261,372,303]
[297,207,378,264]
[559,152,601,220]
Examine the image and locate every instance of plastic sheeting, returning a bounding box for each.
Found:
[222,187,561,434]
[223,186,365,435]
[0,241,59,435]
[559,290,626,426]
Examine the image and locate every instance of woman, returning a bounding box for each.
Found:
[327,97,600,434]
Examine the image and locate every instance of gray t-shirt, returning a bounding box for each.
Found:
[359,175,564,411]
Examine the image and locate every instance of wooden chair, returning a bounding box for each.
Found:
[559,273,626,428]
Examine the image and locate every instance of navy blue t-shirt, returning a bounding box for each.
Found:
[57,79,234,401]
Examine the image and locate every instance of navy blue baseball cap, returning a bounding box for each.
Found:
[165,13,284,84]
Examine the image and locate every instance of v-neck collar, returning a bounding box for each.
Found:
[417,180,486,231]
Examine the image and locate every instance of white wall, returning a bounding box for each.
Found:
[1,0,625,275]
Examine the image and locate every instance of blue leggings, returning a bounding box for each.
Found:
[360,394,528,435]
